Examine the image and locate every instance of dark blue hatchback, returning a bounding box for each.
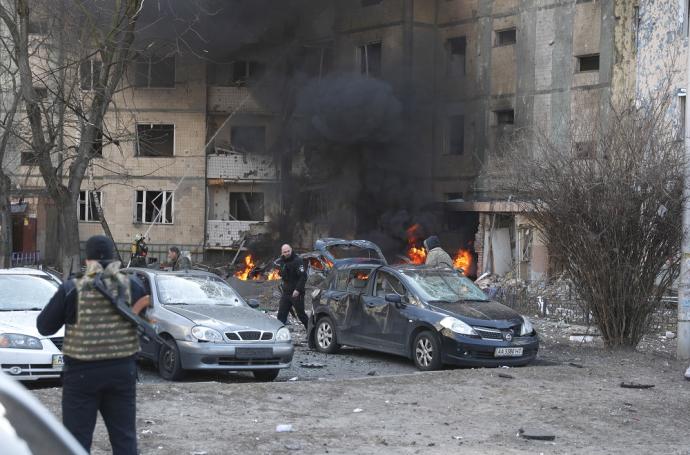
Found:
[308,263,539,370]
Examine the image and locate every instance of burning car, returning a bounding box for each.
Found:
[308,263,538,370]
[123,269,294,381]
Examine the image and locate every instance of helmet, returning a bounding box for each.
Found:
[134,233,143,242]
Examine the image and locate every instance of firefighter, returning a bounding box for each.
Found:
[423,235,454,268]
[130,233,148,267]
[37,235,150,455]
[276,243,309,329]
[168,246,192,271]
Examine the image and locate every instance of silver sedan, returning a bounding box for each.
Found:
[124,269,293,381]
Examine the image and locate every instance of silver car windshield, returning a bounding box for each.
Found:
[0,275,58,310]
[400,269,488,303]
[156,275,247,307]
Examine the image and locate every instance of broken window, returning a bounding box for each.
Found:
[33,87,47,99]
[20,151,38,166]
[495,109,515,125]
[230,126,266,154]
[346,269,371,292]
[374,271,405,298]
[296,45,334,79]
[334,270,349,291]
[136,124,174,157]
[447,115,465,155]
[78,191,102,222]
[361,0,382,6]
[577,54,600,72]
[229,192,264,221]
[574,141,596,160]
[134,55,175,88]
[208,61,264,86]
[134,190,174,224]
[447,36,467,76]
[359,42,382,78]
[304,190,329,219]
[80,60,102,91]
[496,28,517,46]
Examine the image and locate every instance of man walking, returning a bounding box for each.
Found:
[276,244,309,329]
[37,235,149,455]
[423,235,454,268]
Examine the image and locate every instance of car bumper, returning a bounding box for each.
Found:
[0,347,63,381]
[440,332,539,367]
[177,340,294,371]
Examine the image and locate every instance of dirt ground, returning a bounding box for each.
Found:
[30,318,690,455]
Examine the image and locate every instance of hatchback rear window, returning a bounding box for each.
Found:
[327,245,381,260]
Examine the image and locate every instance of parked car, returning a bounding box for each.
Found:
[0,371,86,455]
[123,268,294,381]
[0,268,64,381]
[308,263,539,370]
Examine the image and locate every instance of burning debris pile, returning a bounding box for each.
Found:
[233,254,280,281]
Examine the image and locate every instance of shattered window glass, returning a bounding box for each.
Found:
[374,272,405,298]
[327,246,380,260]
[400,269,488,302]
[156,275,246,306]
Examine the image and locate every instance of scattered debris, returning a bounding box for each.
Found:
[367,370,377,376]
[664,331,676,339]
[569,335,595,343]
[285,442,302,451]
[142,429,153,435]
[276,424,294,433]
[353,408,363,413]
[452,436,463,440]
[300,362,325,369]
[498,373,514,379]
[145,419,156,425]
[288,377,299,381]
[620,382,655,389]
[191,452,208,455]
[517,428,556,441]
[568,362,584,368]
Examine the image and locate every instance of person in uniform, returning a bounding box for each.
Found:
[276,244,309,329]
[37,235,149,455]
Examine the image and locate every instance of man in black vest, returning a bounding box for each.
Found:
[276,244,309,329]
[37,235,149,455]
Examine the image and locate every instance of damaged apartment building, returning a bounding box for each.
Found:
[3,0,688,278]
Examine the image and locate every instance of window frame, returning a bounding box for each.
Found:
[135,123,175,158]
[446,36,467,76]
[358,41,382,78]
[78,190,103,223]
[229,192,265,222]
[133,55,176,89]
[133,190,175,225]
[576,54,600,73]
[80,59,102,91]
[495,28,517,47]
[446,114,465,155]
[374,270,406,298]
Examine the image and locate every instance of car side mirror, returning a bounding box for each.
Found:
[248,299,260,309]
[385,293,402,304]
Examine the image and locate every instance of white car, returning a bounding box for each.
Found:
[0,268,64,381]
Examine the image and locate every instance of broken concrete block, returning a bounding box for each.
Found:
[517,428,556,441]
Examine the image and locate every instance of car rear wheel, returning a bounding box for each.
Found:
[412,331,442,371]
[158,339,185,381]
[314,316,340,354]
[252,369,280,381]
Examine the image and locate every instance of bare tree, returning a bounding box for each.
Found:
[0,0,143,275]
[0,66,21,268]
[496,90,685,347]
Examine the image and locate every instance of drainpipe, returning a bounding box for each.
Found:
[678,27,690,360]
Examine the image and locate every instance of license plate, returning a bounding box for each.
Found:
[494,347,523,357]
[236,348,273,359]
[52,354,64,368]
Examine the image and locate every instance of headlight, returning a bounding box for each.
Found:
[439,317,478,336]
[0,333,43,350]
[520,317,534,336]
[191,326,224,343]
[275,327,291,342]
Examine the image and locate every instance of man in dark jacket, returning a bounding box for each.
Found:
[37,235,149,455]
[168,246,192,271]
[423,235,454,268]
[276,244,309,329]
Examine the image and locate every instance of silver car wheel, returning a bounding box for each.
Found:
[416,337,433,367]
[317,321,333,349]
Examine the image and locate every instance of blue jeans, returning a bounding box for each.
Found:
[62,356,137,455]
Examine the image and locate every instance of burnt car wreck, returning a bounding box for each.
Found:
[307,262,538,370]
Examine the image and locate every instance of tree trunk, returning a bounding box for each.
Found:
[58,192,81,278]
[0,174,12,268]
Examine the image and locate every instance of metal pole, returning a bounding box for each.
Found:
[678,40,690,360]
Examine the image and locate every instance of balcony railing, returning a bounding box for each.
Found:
[206,220,267,248]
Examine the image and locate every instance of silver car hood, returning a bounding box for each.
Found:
[164,305,283,332]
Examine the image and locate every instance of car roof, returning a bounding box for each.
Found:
[0,267,58,278]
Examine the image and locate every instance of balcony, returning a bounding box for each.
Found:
[206,220,269,249]
[207,86,272,115]
[207,153,277,181]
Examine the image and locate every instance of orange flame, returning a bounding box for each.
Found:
[234,254,281,281]
[406,224,427,264]
[453,249,473,276]
[354,271,369,280]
